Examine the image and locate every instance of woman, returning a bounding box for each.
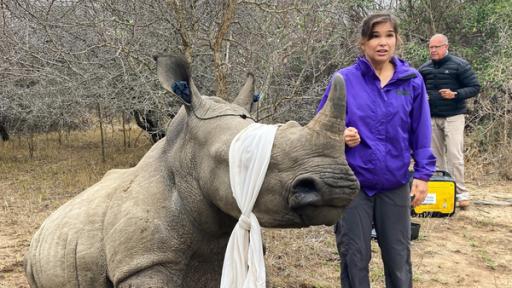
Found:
[316,12,435,287]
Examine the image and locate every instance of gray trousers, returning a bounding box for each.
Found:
[335,184,412,288]
[431,115,468,200]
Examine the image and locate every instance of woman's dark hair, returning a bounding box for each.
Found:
[358,12,402,50]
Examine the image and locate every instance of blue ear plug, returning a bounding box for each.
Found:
[253,92,261,103]
[172,81,191,104]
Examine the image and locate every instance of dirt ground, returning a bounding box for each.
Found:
[263,181,512,288]
[1,135,511,287]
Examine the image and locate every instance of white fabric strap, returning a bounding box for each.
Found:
[220,123,278,288]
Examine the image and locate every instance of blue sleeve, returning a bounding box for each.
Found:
[409,73,436,181]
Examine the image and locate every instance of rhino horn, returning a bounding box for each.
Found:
[306,73,346,135]
[232,73,255,113]
[154,55,203,107]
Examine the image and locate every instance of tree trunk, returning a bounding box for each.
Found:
[211,0,237,100]
[58,129,63,145]
[97,103,106,163]
[122,112,130,150]
[28,132,35,159]
[0,124,9,141]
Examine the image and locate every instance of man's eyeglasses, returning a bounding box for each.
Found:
[429,44,447,50]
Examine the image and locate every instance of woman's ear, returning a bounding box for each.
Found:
[396,35,403,53]
[358,39,366,54]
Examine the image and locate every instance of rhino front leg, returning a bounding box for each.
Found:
[117,264,183,288]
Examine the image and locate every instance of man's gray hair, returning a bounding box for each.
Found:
[431,34,449,45]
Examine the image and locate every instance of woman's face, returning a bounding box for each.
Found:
[361,22,397,66]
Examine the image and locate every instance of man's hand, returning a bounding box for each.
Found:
[344,127,360,147]
[439,89,457,99]
[410,179,428,207]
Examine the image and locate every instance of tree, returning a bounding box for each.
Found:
[1,0,510,178]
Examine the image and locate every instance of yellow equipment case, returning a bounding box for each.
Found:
[412,170,456,217]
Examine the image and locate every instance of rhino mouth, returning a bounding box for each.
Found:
[288,174,358,226]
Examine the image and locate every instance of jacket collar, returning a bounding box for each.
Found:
[356,56,416,82]
[432,53,452,66]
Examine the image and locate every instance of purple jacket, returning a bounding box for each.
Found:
[317,56,436,196]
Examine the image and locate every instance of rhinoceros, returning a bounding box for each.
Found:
[24,55,359,288]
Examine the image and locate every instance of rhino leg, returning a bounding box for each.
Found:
[116,236,229,287]
[182,259,224,288]
[181,238,229,288]
[24,254,38,288]
[117,264,183,288]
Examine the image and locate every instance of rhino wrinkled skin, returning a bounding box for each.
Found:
[24,55,359,288]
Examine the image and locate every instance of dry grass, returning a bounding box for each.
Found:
[1,126,512,288]
[0,126,151,288]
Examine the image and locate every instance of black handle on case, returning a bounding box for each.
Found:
[433,170,452,178]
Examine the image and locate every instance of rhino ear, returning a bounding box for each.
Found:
[154,55,203,106]
[233,73,255,113]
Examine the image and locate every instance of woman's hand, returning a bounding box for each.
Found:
[344,127,360,147]
[410,179,428,207]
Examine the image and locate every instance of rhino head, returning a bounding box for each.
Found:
[155,55,359,229]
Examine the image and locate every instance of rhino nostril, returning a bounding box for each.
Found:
[289,173,358,211]
[292,177,317,194]
[289,176,322,209]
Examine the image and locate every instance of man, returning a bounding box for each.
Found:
[419,34,480,209]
